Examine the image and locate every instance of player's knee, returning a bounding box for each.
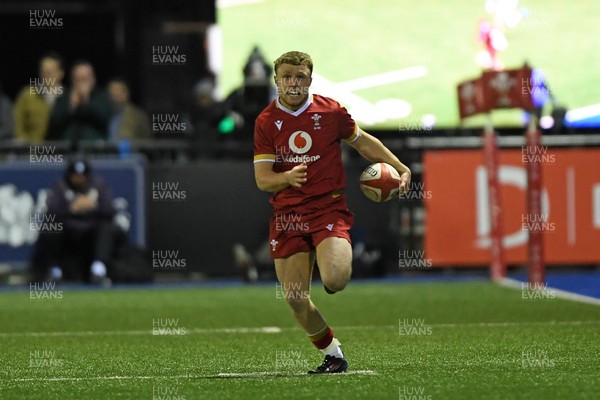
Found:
[321,264,352,292]
[323,276,348,292]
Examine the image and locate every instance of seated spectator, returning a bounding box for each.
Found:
[0,80,15,139]
[13,52,65,142]
[30,159,125,284]
[107,78,151,141]
[48,61,112,142]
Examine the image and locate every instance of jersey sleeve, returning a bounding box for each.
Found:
[336,102,360,143]
[253,117,276,164]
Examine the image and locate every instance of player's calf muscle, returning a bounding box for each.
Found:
[285,295,311,313]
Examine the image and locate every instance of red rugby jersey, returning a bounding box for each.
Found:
[254,94,360,214]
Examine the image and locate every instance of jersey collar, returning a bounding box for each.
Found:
[275,94,313,116]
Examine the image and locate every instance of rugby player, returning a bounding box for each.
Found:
[253,51,411,374]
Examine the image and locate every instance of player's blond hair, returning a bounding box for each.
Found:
[274,51,313,75]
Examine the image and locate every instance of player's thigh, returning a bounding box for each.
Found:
[315,237,352,278]
[274,251,315,294]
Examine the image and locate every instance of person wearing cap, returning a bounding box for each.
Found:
[30,159,120,283]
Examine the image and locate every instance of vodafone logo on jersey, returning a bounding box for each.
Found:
[277,131,321,164]
[288,131,312,154]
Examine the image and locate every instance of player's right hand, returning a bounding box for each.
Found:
[286,163,308,188]
[399,171,411,195]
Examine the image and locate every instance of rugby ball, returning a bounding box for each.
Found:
[359,162,401,202]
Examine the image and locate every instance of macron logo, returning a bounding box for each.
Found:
[326,224,334,231]
[275,120,283,131]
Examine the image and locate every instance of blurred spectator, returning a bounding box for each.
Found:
[188,77,231,157]
[107,78,151,141]
[523,68,568,132]
[0,80,15,139]
[13,52,64,142]
[530,68,554,116]
[225,46,276,139]
[48,61,112,141]
[190,78,227,133]
[30,159,125,284]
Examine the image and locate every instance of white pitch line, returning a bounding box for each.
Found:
[498,277,600,306]
[311,74,412,126]
[431,320,600,328]
[2,320,599,339]
[334,67,427,92]
[11,370,376,383]
[12,375,191,382]
[0,326,282,338]
[199,326,282,334]
[216,370,376,378]
[216,0,263,9]
[0,329,148,338]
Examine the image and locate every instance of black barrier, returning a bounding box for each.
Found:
[146,159,404,277]
[4,133,598,277]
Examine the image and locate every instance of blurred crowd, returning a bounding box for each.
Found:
[0,46,278,284]
[0,47,276,153]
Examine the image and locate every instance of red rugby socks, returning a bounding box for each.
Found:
[309,326,344,358]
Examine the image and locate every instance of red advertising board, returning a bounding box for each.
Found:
[424,148,600,265]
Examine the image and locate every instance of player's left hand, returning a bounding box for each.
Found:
[399,171,411,195]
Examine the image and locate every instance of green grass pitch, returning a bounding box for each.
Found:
[0,280,599,399]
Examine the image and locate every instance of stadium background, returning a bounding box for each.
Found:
[0,1,599,399]
[1,0,599,277]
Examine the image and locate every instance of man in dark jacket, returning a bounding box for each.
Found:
[48,61,112,142]
[30,159,121,283]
